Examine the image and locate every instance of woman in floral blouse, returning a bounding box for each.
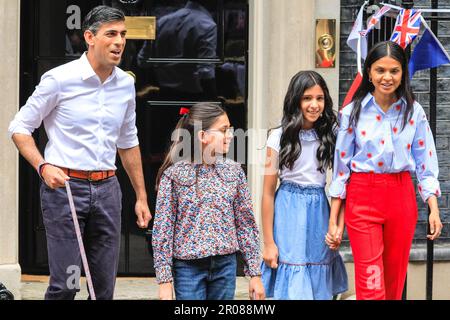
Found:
[152,102,265,300]
[327,41,443,300]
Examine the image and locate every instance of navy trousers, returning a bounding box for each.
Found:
[40,177,122,300]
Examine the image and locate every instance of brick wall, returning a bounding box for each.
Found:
[339,0,450,243]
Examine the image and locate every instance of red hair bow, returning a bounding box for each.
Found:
[179,107,190,115]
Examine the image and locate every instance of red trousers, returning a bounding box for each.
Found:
[345,172,418,300]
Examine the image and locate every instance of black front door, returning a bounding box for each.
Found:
[19,0,249,276]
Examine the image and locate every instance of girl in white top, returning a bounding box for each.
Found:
[260,70,348,300]
[267,128,327,186]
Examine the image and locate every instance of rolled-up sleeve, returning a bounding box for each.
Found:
[329,109,355,199]
[197,24,217,79]
[8,73,59,138]
[116,88,139,149]
[152,173,177,284]
[412,106,440,202]
[233,166,262,278]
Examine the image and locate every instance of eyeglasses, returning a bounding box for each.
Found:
[205,127,235,136]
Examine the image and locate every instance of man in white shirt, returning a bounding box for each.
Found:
[8,5,151,300]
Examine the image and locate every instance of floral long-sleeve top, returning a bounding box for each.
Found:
[152,158,262,284]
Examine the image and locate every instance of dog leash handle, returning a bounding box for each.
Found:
[65,181,97,300]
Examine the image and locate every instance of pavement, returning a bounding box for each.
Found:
[20,275,353,300]
[20,275,254,300]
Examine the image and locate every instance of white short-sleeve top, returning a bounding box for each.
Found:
[267,127,326,187]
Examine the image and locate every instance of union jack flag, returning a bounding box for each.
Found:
[360,6,392,37]
[390,9,422,49]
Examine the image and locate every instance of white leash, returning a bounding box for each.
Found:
[65,181,97,300]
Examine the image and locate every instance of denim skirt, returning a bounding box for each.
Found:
[261,181,348,300]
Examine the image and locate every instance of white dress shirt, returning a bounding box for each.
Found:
[8,53,139,171]
[267,127,326,187]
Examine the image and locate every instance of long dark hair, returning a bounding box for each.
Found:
[279,70,337,173]
[156,103,226,188]
[349,41,415,129]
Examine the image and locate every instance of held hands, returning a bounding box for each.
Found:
[135,199,152,229]
[41,164,70,189]
[263,242,279,269]
[325,220,344,251]
[249,276,265,300]
[159,282,174,300]
[427,210,443,241]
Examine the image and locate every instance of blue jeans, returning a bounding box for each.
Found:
[173,253,237,300]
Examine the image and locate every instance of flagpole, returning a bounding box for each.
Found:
[400,0,415,300]
[356,1,369,74]
[426,0,439,301]
[357,36,362,74]
[382,2,450,13]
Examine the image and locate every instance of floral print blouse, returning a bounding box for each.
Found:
[152,158,262,284]
[329,93,440,202]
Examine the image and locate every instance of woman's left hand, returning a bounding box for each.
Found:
[326,221,343,250]
[427,210,443,241]
[249,276,266,300]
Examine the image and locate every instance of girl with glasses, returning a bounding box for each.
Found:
[152,103,265,300]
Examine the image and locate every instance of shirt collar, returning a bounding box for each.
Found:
[299,129,319,142]
[79,52,118,82]
[172,158,237,183]
[363,93,406,111]
[185,1,212,18]
[361,93,374,108]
